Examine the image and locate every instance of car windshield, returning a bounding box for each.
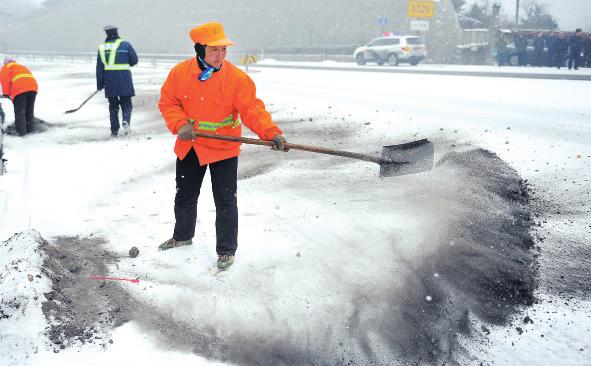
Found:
[405,37,423,45]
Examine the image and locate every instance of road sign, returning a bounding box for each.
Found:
[241,54,257,65]
[407,0,435,18]
[378,17,389,26]
[410,20,430,31]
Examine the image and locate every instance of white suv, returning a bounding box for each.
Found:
[354,36,427,66]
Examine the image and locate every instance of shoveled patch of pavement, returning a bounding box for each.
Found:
[41,236,135,351]
[38,148,543,365]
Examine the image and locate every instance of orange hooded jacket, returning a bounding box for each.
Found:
[0,61,38,100]
[158,58,281,165]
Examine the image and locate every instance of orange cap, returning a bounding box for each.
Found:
[189,22,236,46]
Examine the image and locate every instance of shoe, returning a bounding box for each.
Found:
[217,255,235,270]
[122,121,131,136]
[158,238,193,250]
[111,131,118,138]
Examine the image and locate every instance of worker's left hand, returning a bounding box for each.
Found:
[271,134,289,152]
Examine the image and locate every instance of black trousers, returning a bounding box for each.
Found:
[554,53,566,68]
[13,91,37,136]
[517,51,527,66]
[107,96,132,134]
[568,51,581,69]
[174,148,238,256]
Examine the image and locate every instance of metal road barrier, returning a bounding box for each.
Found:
[0,50,354,66]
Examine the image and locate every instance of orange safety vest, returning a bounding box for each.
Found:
[0,62,38,100]
[158,58,281,165]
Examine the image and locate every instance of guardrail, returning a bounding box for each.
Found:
[0,50,355,65]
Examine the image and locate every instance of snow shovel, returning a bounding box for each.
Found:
[193,132,434,177]
[64,90,100,114]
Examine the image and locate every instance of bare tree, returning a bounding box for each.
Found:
[459,0,491,28]
[520,0,558,30]
[452,0,466,12]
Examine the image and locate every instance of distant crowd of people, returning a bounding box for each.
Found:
[495,28,590,70]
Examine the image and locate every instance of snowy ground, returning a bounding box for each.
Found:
[256,59,591,80]
[0,59,590,365]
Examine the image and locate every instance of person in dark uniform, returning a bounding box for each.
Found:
[96,25,138,137]
[568,29,584,70]
[533,32,546,66]
[514,33,528,66]
[554,32,568,69]
[546,32,557,67]
[583,32,591,68]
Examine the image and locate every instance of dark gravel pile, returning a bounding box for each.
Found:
[41,236,135,352]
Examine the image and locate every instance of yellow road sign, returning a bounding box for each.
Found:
[241,54,258,65]
[407,0,434,18]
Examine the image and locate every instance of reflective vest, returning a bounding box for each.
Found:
[98,39,131,70]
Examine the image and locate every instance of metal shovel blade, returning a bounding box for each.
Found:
[379,139,434,177]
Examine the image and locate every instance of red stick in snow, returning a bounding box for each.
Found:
[88,275,140,284]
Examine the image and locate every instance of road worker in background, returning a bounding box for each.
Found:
[0,57,38,136]
[96,25,138,137]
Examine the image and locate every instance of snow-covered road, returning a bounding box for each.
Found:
[0,60,589,365]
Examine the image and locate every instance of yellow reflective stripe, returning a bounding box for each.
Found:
[98,44,108,65]
[197,116,238,131]
[198,122,218,131]
[12,73,34,82]
[108,39,123,66]
[105,64,131,70]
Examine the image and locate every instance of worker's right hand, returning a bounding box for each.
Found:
[178,124,196,141]
[271,134,289,152]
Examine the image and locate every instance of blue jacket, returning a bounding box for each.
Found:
[96,36,138,98]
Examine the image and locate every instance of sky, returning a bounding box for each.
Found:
[466,0,591,30]
[0,57,590,365]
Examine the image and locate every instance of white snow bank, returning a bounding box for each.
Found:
[0,230,52,366]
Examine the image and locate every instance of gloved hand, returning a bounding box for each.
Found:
[178,123,197,141]
[271,134,289,152]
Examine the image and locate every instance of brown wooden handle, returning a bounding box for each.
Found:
[193,132,383,164]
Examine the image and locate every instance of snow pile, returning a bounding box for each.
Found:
[0,231,51,366]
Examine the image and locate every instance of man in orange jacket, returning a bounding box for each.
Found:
[158,21,288,270]
[0,57,38,136]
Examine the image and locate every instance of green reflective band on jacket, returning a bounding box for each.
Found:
[198,116,241,131]
[98,39,131,71]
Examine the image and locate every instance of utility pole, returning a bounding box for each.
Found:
[489,3,502,64]
[515,0,520,29]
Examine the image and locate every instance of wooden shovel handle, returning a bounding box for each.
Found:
[193,132,383,164]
